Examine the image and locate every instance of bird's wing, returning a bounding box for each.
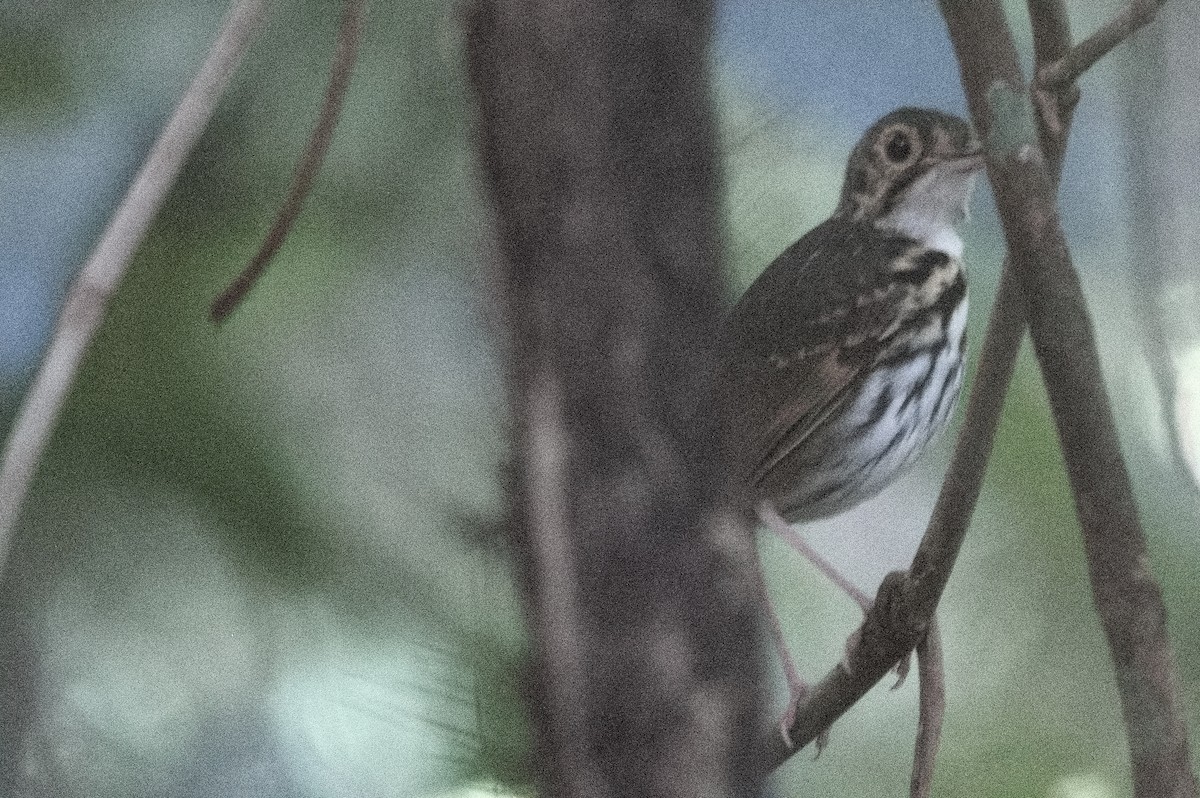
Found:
[718,218,910,491]
[720,320,888,491]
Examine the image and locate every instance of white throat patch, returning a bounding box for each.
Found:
[877,162,978,258]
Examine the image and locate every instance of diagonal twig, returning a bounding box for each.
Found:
[903,0,1080,624]
[0,0,268,583]
[1038,0,1166,91]
[761,270,1030,770]
[210,0,367,323]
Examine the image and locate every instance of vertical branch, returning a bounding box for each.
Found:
[466,3,765,797]
[940,2,1196,795]
[0,0,268,582]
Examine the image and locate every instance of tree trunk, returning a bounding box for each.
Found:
[465,3,766,797]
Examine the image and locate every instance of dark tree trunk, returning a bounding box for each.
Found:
[465,2,765,797]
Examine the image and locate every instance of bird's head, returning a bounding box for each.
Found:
[835,108,984,256]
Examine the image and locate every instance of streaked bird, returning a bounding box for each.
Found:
[720,107,983,523]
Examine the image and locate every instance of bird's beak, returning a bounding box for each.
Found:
[947,151,985,174]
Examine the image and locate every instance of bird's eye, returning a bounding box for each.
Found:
[884,131,913,164]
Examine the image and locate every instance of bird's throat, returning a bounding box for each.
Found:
[875,163,977,257]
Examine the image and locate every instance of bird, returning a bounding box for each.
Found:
[719,107,983,525]
[719,109,984,747]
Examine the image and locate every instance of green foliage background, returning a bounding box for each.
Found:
[1,1,1197,796]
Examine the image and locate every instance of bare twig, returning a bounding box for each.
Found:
[760,569,926,768]
[1039,0,1165,90]
[904,0,1080,621]
[902,0,1078,630]
[909,621,945,798]
[1027,0,1078,146]
[0,0,268,582]
[210,0,366,322]
[758,499,943,779]
[758,274,1020,762]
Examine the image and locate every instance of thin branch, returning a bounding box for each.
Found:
[764,6,1026,766]
[761,497,947,793]
[909,621,945,798]
[760,570,925,768]
[1039,0,1165,90]
[0,0,268,582]
[903,0,1081,620]
[210,0,367,323]
[1027,0,1079,148]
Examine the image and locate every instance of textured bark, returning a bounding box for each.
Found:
[466,3,764,797]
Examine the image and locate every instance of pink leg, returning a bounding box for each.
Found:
[756,501,870,610]
[751,542,808,745]
[757,501,911,688]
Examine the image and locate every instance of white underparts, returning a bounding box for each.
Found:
[776,294,969,521]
